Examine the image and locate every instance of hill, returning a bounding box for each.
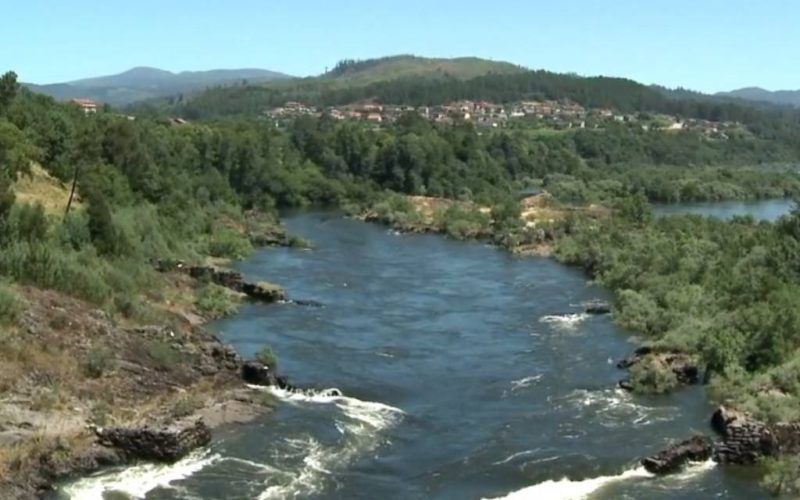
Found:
[717,87,800,108]
[321,55,525,83]
[25,66,292,106]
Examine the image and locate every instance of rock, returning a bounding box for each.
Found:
[95,420,211,462]
[241,281,286,302]
[710,406,784,464]
[618,379,634,391]
[641,435,713,474]
[290,299,323,307]
[159,262,286,303]
[710,405,746,437]
[616,347,653,369]
[241,360,276,386]
[617,349,700,386]
[584,299,611,315]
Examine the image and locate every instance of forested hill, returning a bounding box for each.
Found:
[320,55,525,82]
[24,66,291,106]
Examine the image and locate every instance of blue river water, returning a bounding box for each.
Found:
[61,200,790,499]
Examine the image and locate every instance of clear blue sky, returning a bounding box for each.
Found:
[3,0,797,92]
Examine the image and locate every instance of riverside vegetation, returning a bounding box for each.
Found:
[4,60,800,495]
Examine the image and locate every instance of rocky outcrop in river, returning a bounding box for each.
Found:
[583,299,611,315]
[641,406,800,475]
[711,406,800,464]
[617,347,701,391]
[94,420,212,462]
[158,260,286,302]
[641,435,713,474]
[241,360,291,389]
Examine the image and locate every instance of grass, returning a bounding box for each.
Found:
[12,163,81,215]
[0,283,22,325]
[255,346,278,369]
[146,340,182,371]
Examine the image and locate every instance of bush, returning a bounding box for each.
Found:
[84,347,114,378]
[206,229,253,259]
[628,355,679,394]
[761,456,800,497]
[0,284,20,325]
[146,340,181,370]
[195,283,239,318]
[255,346,278,369]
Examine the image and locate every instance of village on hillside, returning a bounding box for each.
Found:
[67,96,743,140]
[265,99,743,138]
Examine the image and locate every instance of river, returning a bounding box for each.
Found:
[61,200,791,499]
[654,198,793,221]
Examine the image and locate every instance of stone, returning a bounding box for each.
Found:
[617,348,700,386]
[241,360,276,386]
[584,299,611,315]
[241,281,286,302]
[95,420,211,462]
[641,435,713,474]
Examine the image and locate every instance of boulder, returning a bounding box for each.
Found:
[616,346,653,369]
[241,360,277,386]
[709,406,790,464]
[241,281,286,302]
[95,420,211,462]
[617,349,700,386]
[641,435,713,474]
[584,300,611,315]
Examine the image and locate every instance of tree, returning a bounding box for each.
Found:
[0,71,19,115]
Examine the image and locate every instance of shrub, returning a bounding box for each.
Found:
[56,211,91,250]
[84,347,114,378]
[761,456,800,497]
[171,395,203,418]
[255,346,278,369]
[287,235,312,249]
[206,229,253,259]
[146,340,181,370]
[0,284,21,325]
[628,355,679,394]
[195,283,239,318]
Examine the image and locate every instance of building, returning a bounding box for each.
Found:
[70,99,98,114]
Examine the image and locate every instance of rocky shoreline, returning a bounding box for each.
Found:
[0,247,298,498]
[641,406,800,475]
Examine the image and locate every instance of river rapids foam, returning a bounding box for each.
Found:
[61,449,221,499]
[59,386,403,499]
[486,459,716,500]
[539,313,590,330]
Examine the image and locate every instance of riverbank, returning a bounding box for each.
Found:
[0,218,296,498]
[358,192,800,492]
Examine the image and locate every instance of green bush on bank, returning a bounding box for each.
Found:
[195,283,239,318]
[255,346,278,370]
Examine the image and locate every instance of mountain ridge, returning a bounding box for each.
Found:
[716,87,800,107]
[24,66,292,106]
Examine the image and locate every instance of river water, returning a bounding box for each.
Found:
[654,198,793,221]
[62,202,790,499]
